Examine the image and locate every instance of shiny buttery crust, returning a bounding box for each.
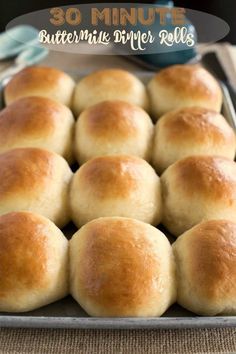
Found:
[0,96,75,162]
[173,219,236,315]
[0,211,69,312]
[70,217,176,317]
[147,65,222,120]
[4,66,75,107]
[73,69,149,115]
[152,107,236,173]
[70,155,162,227]
[75,100,154,164]
[161,155,236,236]
[0,148,73,227]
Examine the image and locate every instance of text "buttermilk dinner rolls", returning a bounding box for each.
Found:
[0,211,68,312]
[74,100,154,164]
[152,107,236,174]
[72,69,149,116]
[0,148,72,228]
[70,217,176,317]
[4,66,75,107]
[0,96,74,162]
[173,220,236,316]
[161,155,236,236]
[70,155,162,227]
[147,64,222,120]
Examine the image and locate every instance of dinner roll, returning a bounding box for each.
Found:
[161,155,236,236]
[147,65,222,120]
[4,66,75,107]
[70,217,176,317]
[152,107,236,174]
[73,69,149,115]
[0,148,72,227]
[173,220,236,315]
[0,97,74,162]
[0,211,68,312]
[75,100,154,164]
[70,155,162,227]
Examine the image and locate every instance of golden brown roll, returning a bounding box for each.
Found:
[0,211,68,312]
[0,96,75,162]
[70,217,176,317]
[75,100,154,164]
[69,155,162,227]
[4,66,75,107]
[173,219,236,316]
[73,69,149,116]
[152,107,236,174]
[0,148,73,227]
[147,65,222,120]
[161,155,236,236]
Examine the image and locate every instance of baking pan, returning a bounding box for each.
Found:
[0,72,235,329]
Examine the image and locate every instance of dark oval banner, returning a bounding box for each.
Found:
[6,3,230,55]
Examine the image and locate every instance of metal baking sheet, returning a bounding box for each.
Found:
[0,71,235,329]
[1,298,236,329]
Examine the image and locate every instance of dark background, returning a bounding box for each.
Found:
[0,1,235,43]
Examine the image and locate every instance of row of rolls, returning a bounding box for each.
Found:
[1,146,236,237]
[1,211,235,317]
[1,96,234,173]
[0,63,235,317]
